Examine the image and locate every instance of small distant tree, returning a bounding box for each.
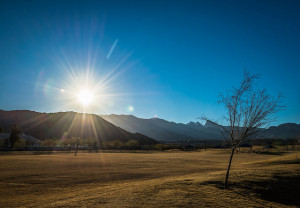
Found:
[13,139,26,150]
[109,140,123,149]
[125,139,139,149]
[202,71,284,189]
[85,138,99,150]
[9,124,21,148]
[0,139,5,147]
[73,137,80,156]
[42,138,58,148]
[153,143,164,150]
[0,125,5,133]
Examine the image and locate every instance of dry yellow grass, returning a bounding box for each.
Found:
[0,150,299,207]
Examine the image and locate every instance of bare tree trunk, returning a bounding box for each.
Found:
[75,138,79,156]
[224,147,235,189]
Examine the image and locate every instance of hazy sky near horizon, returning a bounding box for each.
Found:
[0,0,299,125]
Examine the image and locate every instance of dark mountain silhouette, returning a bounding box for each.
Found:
[0,110,157,145]
[1,110,298,143]
[101,114,300,141]
[260,123,300,138]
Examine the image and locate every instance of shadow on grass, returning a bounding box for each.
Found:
[256,151,285,155]
[202,173,300,206]
[268,158,300,165]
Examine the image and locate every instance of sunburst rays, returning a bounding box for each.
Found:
[31,34,140,143]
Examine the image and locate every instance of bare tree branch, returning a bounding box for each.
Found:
[201,70,284,189]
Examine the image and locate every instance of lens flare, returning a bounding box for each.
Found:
[128,105,134,112]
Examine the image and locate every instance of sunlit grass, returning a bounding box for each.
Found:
[0,151,299,207]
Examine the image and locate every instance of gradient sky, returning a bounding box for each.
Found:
[0,0,299,125]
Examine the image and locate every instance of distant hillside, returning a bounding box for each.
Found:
[0,110,157,145]
[260,123,300,138]
[101,115,222,141]
[101,114,300,141]
[1,110,298,143]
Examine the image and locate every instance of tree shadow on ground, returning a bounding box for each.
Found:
[202,173,300,206]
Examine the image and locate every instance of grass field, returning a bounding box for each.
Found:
[0,150,299,207]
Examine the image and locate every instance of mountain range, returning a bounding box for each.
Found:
[0,110,157,145]
[0,110,299,143]
[101,115,221,141]
[101,114,300,141]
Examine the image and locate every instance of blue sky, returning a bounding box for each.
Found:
[0,0,299,125]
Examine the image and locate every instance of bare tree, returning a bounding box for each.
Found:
[202,71,284,189]
[74,137,79,156]
[9,124,21,148]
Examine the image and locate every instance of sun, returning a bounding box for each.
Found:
[77,89,94,106]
